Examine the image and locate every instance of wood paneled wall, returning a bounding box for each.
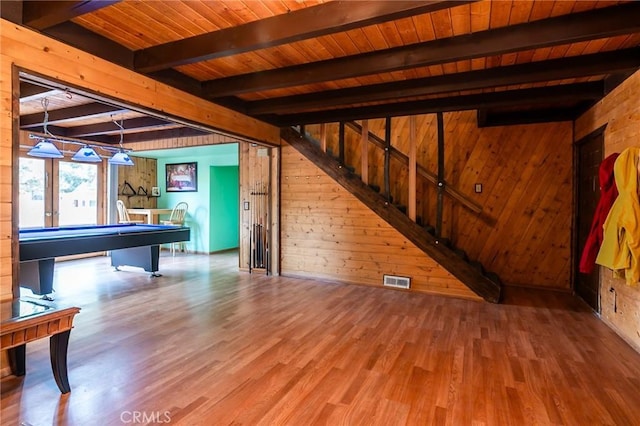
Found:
[408,113,573,290]
[306,113,574,290]
[0,56,17,302]
[126,133,243,152]
[117,157,158,209]
[576,70,640,351]
[0,19,279,301]
[280,141,480,301]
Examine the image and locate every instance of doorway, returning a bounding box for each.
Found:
[574,127,605,311]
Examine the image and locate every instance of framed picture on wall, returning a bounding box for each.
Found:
[166,162,197,192]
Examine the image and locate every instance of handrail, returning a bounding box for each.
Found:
[344,121,483,214]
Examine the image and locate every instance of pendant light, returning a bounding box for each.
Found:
[72,145,102,162]
[28,98,64,158]
[108,117,134,166]
[28,139,64,158]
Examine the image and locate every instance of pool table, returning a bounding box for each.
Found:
[19,224,190,295]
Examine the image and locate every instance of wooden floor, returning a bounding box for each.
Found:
[2,251,640,425]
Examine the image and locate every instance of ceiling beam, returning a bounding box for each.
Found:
[20,82,61,102]
[246,47,640,115]
[118,127,210,144]
[40,22,205,97]
[203,2,640,97]
[134,0,473,73]
[273,82,604,126]
[42,21,134,68]
[23,125,70,137]
[23,1,121,30]
[20,103,128,128]
[65,116,172,138]
[477,107,579,127]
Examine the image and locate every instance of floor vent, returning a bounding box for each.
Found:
[383,274,411,289]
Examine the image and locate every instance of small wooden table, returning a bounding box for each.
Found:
[127,208,173,224]
[0,299,80,393]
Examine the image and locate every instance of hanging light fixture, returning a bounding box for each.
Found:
[28,99,64,158]
[27,99,137,165]
[108,117,134,166]
[72,145,102,162]
[28,139,64,158]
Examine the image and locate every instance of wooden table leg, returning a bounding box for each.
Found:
[50,330,71,393]
[8,344,26,376]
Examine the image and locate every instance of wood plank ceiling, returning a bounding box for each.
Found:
[3,0,640,144]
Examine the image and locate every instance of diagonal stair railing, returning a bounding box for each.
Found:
[282,126,502,303]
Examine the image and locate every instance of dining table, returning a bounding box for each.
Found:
[127,208,173,224]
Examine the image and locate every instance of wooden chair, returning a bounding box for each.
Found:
[161,202,188,255]
[116,200,143,224]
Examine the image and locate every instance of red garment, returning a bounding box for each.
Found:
[579,153,619,274]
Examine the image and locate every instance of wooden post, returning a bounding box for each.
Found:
[408,116,417,221]
[269,146,280,276]
[320,123,327,153]
[338,121,345,164]
[361,120,369,185]
[436,112,444,237]
[384,117,391,202]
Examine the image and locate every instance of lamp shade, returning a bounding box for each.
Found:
[28,140,64,158]
[72,146,102,162]
[109,151,134,166]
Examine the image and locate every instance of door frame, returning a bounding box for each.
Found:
[572,123,607,311]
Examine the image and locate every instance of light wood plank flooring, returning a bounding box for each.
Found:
[2,251,640,425]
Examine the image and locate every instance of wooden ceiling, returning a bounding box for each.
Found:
[4,0,640,144]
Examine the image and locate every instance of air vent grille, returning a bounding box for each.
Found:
[383,274,411,289]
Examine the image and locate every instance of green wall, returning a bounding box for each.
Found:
[209,166,239,251]
[153,143,239,253]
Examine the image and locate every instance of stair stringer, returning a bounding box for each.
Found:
[282,127,501,303]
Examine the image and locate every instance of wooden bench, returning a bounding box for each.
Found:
[1,299,80,393]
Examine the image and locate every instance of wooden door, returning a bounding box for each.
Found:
[574,128,604,311]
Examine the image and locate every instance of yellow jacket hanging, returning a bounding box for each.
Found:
[596,147,640,285]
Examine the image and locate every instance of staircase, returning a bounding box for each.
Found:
[281,126,502,303]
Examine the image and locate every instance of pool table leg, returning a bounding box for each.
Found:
[111,245,161,276]
[19,258,55,297]
[8,344,26,376]
[50,330,72,394]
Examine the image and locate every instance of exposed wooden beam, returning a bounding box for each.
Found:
[146,69,204,98]
[40,23,205,97]
[20,103,128,128]
[275,82,604,126]
[118,127,210,144]
[0,0,22,23]
[19,82,60,102]
[23,125,70,137]
[134,1,471,73]
[23,1,121,30]
[65,117,171,137]
[203,3,640,97]
[42,21,134,68]
[246,48,640,115]
[476,107,579,127]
